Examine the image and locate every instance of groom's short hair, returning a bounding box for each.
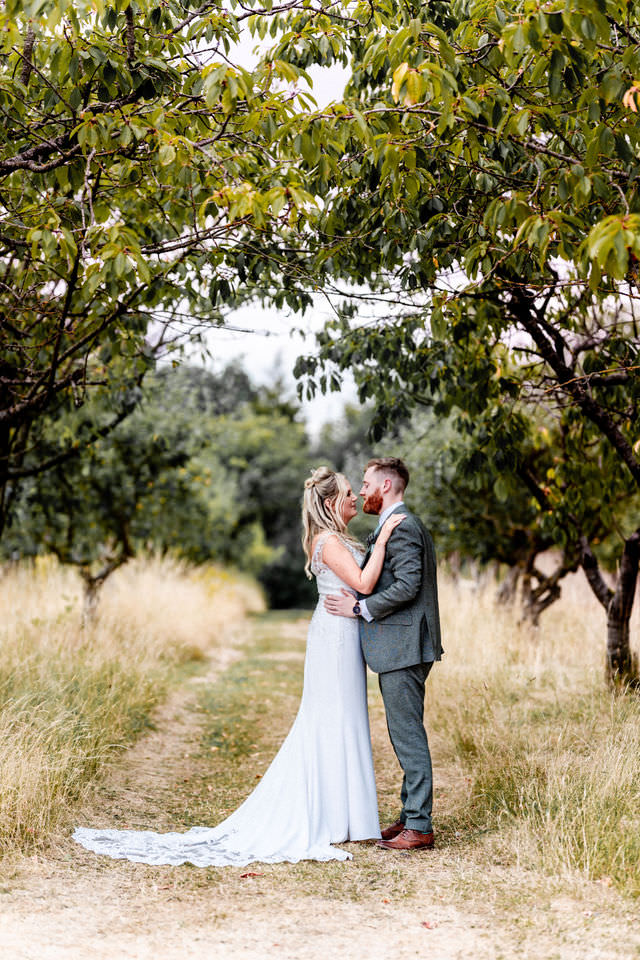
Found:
[366,457,410,492]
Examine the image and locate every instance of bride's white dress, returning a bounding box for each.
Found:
[73,534,381,866]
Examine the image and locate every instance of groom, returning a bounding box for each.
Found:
[325,457,442,850]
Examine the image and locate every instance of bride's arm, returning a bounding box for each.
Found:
[317,515,405,595]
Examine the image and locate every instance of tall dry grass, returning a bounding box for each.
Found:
[0,555,264,855]
[430,567,640,896]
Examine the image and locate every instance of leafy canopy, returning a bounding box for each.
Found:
[279,0,640,556]
[0,0,336,528]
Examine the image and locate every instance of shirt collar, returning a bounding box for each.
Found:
[378,501,405,527]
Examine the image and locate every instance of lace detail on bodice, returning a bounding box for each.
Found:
[310,531,332,574]
[311,532,364,596]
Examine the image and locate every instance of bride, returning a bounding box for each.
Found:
[73,466,403,867]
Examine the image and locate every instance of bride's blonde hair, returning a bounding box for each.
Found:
[302,466,361,578]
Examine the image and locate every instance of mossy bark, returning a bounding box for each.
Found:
[581,531,640,688]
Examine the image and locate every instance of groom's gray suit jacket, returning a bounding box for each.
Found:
[358,505,442,674]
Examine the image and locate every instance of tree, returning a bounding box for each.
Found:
[200,378,316,607]
[313,404,375,475]
[149,364,317,603]
[396,409,635,625]
[0,0,331,535]
[3,381,209,619]
[278,0,640,683]
[4,362,317,612]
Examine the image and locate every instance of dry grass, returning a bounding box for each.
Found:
[1,551,638,908]
[0,555,264,856]
[1,572,637,960]
[429,568,640,896]
[141,582,639,917]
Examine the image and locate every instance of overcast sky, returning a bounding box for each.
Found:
[195,298,358,432]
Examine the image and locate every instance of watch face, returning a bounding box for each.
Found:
[353,602,361,615]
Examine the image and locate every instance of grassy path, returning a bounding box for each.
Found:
[0,610,638,960]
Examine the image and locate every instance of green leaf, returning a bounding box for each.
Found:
[430,307,446,340]
[158,143,176,165]
[513,109,530,137]
[494,475,509,502]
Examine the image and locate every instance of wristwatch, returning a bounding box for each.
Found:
[352,601,361,616]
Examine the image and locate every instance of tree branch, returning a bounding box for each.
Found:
[80,550,131,587]
[41,250,81,405]
[125,7,136,62]
[515,463,550,510]
[513,296,640,487]
[19,25,36,87]
[580,535,614,610]
[3,401,137,481]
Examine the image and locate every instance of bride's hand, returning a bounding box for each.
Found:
[377,513,405,545]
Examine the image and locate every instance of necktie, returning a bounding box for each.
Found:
[366,525,381,547]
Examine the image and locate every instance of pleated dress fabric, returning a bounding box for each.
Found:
[73,534,381,866]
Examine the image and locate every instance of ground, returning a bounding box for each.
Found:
[0,611,638,960]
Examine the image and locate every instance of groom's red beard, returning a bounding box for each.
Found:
[362,490,383,515]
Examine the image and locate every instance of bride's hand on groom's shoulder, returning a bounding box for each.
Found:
[324,588,357,618]
[378,513,406,544]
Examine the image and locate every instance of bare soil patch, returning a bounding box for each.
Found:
[0,613,638,960]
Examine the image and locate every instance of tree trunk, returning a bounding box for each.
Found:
[81,575,103,627]
[447,550,461,583]
[581,532,640,688]
[496,564,521,605]
[521,566,558,626]
[519,551,577,626]
[605,532,639,685]
[79,552,130,626]
[0,461,8,540]
[0,364,12,539]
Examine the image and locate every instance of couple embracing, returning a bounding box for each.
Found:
[74,457,442,867]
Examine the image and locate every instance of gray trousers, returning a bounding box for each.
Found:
[378,661,434,834]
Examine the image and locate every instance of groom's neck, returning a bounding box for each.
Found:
[379,493,404,515]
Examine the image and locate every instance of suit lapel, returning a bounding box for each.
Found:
[362,504,406,567]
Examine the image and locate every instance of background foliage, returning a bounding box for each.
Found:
[3,362,326,608]
[2,0,639,676]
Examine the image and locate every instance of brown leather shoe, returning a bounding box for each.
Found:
[380,819,405,841]
[377,828,434,851]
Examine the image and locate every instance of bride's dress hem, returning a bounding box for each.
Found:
[72,826,381,868]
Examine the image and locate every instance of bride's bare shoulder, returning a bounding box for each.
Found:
[311,531,341,554]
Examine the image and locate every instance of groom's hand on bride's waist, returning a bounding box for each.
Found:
[324,588,357,618]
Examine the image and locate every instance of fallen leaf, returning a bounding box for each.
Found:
[240,872,264,878]
[421,920,438,929]
[382,898,390,904]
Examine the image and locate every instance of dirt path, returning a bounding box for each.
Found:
[0,614,638,960]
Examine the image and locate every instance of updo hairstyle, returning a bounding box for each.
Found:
[301,466,360,578]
